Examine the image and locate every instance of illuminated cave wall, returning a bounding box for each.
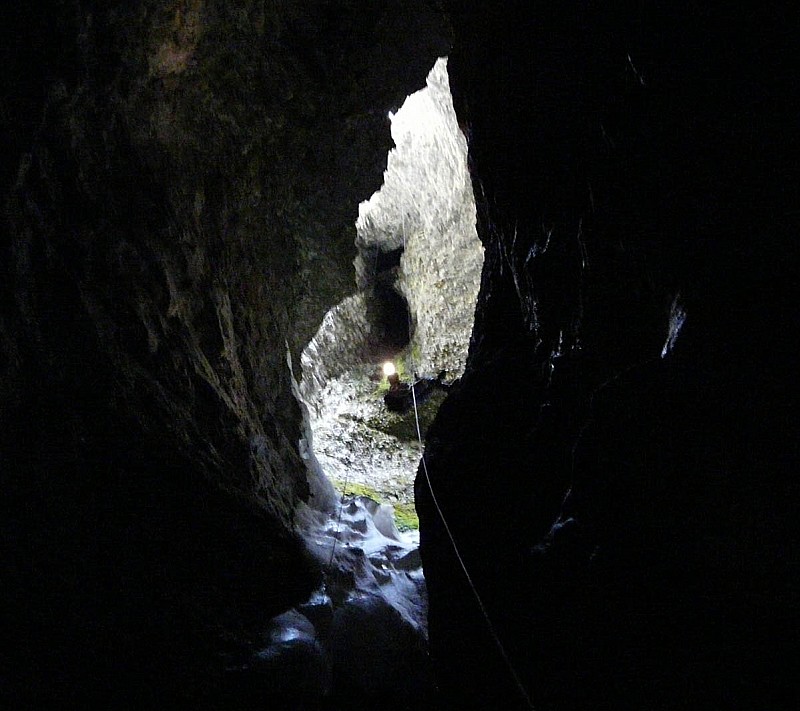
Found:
[355,57,483,379]
[301,57,482,412]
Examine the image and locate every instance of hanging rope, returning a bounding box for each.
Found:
[328,237,384,568]
[403,221,535,710]
[327,475,350,568]
[328,212,534,708]
[410,385,535,710]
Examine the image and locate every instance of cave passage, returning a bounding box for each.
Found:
[276,60,483,705]
[4,5,794,709]
[298,57,483,522]
[371,244,404,273]
[370,280,412,356]
[366,242,413,358]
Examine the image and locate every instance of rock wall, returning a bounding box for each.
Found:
[418,3,799,709]
[0,1,448,706]
[356,57,482,378]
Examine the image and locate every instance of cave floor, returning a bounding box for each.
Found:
[311,363,423,510]
[309,361,447,533]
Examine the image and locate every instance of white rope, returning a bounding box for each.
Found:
[328,238,383,568]
[410,385,535,710]
[403,217,534,709]
[327,471,350,568]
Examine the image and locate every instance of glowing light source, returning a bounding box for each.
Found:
[383,361,396,377]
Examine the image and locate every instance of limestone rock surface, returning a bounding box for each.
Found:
[0,2,448,706]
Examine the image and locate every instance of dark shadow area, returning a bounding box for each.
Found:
[370,282,412,355]
[418,3,799,710]
[0,2,451,708]
[375,245,405,274]
[357,244,413,358]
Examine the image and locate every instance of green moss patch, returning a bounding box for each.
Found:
[392,501,420,532]
[332,480,419,532]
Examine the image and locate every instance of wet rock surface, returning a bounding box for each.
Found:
[419,3,799,710]
[224,495,433,710]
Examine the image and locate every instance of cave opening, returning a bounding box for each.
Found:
[361,243,414,359]
[369,244,405,273]
[4,5,794,709]
[297,57,483,533]
[369,280,413,357]
[284,58,483,660]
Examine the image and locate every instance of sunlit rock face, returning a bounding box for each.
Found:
[356,57,483,379]
[299,294,375,413]
[299,57,481,508]
[302,57,482,409]
[0,1,449,706]
[419,3,799,710]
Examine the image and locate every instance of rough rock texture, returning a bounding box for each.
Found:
[356,57,482,378]
[299,294,376,412]
[300,56,480,416]
[227,496,432,710]
[418,3,799,710]
[0,2,448,707]
[309,364,424,505]
[298,57,480,514]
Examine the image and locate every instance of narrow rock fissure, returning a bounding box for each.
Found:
[5,6,795,709]
[258,57,484,705]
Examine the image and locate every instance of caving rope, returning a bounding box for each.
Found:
[403,221,535,710]
[327,215,534,709]
[327,239,383,568]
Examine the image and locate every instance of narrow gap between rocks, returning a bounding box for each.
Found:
[300,56,482,522]
[258,57,483,704]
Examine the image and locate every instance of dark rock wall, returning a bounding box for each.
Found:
[419,3,799,709]
[1,2,447,706]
